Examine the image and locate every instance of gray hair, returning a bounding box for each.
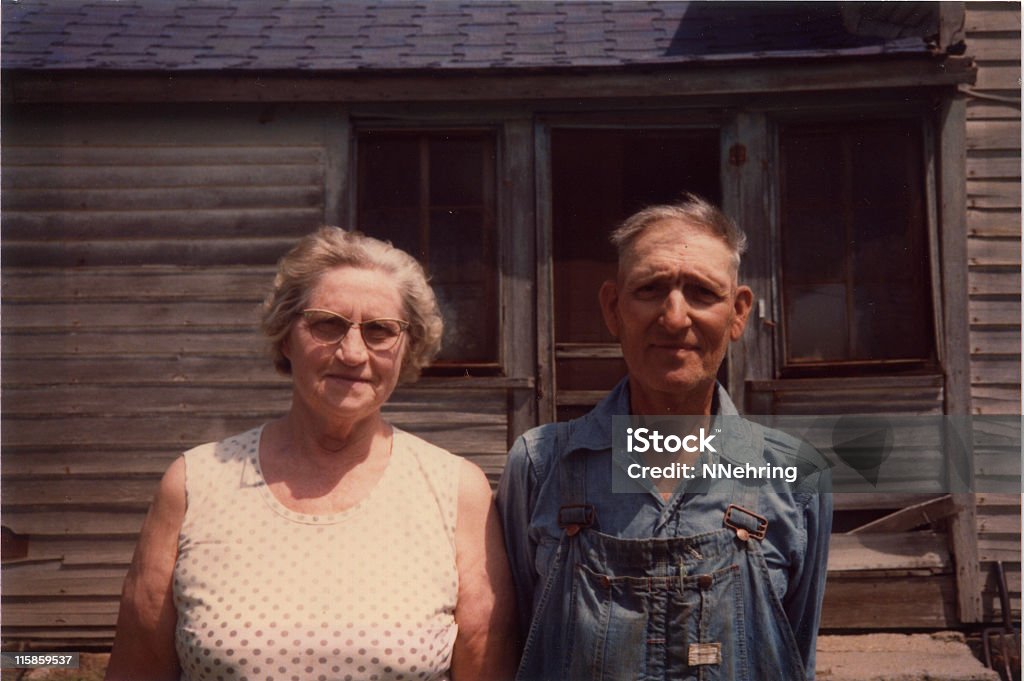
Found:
[261,226,443,383]
[610,194,747,273]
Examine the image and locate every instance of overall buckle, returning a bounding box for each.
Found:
[724,504,768,541]
[558,504,596,537]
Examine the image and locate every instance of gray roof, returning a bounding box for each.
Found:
[2,1,934,72]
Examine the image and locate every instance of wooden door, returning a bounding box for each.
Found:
[546,126,721,421]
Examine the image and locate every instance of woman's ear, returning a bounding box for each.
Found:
[281,334,292,361]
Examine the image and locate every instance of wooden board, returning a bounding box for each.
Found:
[969,270,1022,296]
[745,376,945,416]
[967,183,1022,211]
[968,208,1022,237]
[970,359,1022,385]
[974,64,1024,91]
[966,120,1022,152]
[820,574,957,630]
[5,58,979,105]
[2,564,127,598]
[966,154,1023,180]
[828,533,950,571]
[967,99,1023,122]
[970,386,1021,414]
[966,36,1024,61]
[965,6,1023,34]
[969,299,1022,326]
[1,599,120,628]
[1,265,276,301]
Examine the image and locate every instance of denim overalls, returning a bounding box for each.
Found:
[510,392,822,681]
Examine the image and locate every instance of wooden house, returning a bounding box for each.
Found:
[1,1,1019,651]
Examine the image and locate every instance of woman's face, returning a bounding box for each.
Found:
[283,266,408,427]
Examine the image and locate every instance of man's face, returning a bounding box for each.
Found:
[599,219,753,410]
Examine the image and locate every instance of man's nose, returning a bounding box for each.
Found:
[335,328,369,364]
[661,289,692,331]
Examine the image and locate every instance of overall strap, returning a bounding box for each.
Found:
[555,421,596,536]
[723,421,768,542]
[723,483,768,541]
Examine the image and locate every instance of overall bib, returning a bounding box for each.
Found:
[516,421,809,681]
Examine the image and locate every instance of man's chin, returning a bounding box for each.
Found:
[632,371,715,400]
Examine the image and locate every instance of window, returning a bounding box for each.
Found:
[357,130,498,367]
[778,120,936,375]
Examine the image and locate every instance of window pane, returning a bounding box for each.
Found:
[780,132,848,285]
[428,208,486,281]
[357,131,497,366]
[359,137,419,209]
[785,283,848,362]
[429,138,484,205]
[852,284,932,360]
[360,207,421,261]
[779,120,934,373]
[434,283,494,362]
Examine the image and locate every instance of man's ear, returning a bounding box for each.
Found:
[730,285,755,341]
[599,279,621,339]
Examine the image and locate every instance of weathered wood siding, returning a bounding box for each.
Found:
[964,1,1022,624]
[0,105,510,648]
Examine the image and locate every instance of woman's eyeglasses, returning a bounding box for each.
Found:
[301,309,409,352]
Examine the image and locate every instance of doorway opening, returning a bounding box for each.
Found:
[550,127,721,420]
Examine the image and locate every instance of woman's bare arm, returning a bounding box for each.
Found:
[450,458,521,681]
[105,456,186,681]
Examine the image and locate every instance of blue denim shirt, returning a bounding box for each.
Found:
[497,378,832,679]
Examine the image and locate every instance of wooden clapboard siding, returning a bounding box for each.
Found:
[745,376,945,415]
[965,3,1023,413]
[1,265,291,645]
[2,108,328,268]
[964,2,1022,628]
[0,105,513,648]
[822,532,958,629]
[821,574,958,630]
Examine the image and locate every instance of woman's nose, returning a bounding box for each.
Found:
[335,328,369,363]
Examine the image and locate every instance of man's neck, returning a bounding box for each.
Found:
[628,376,716,416]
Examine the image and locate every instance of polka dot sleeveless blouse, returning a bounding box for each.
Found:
[173,427,460,681]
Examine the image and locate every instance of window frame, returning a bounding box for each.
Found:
[352,125,504,375]
[767,107,944,380]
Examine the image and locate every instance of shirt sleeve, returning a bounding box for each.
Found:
[785,472,833,680]
[496,434,540,640]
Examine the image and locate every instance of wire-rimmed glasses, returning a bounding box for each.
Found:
[300,309,409,352]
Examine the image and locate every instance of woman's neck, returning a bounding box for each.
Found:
[272,405,390,472]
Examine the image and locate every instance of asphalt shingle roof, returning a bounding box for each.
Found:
[2,1,931,72]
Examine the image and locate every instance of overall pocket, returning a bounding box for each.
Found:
[569,561,746,681]
[667,564,746,681]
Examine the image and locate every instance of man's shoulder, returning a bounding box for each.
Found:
[509,421,565,477]
[756,421,833,497]
[509,407,602,482]
[758,422,824,463]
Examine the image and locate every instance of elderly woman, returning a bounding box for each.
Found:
[106,227,519,681]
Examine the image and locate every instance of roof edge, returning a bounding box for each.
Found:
[2,55,977,105]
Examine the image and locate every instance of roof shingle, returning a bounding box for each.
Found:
[1,0,932,72]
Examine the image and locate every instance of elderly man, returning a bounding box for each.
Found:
[497,195,831,681]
